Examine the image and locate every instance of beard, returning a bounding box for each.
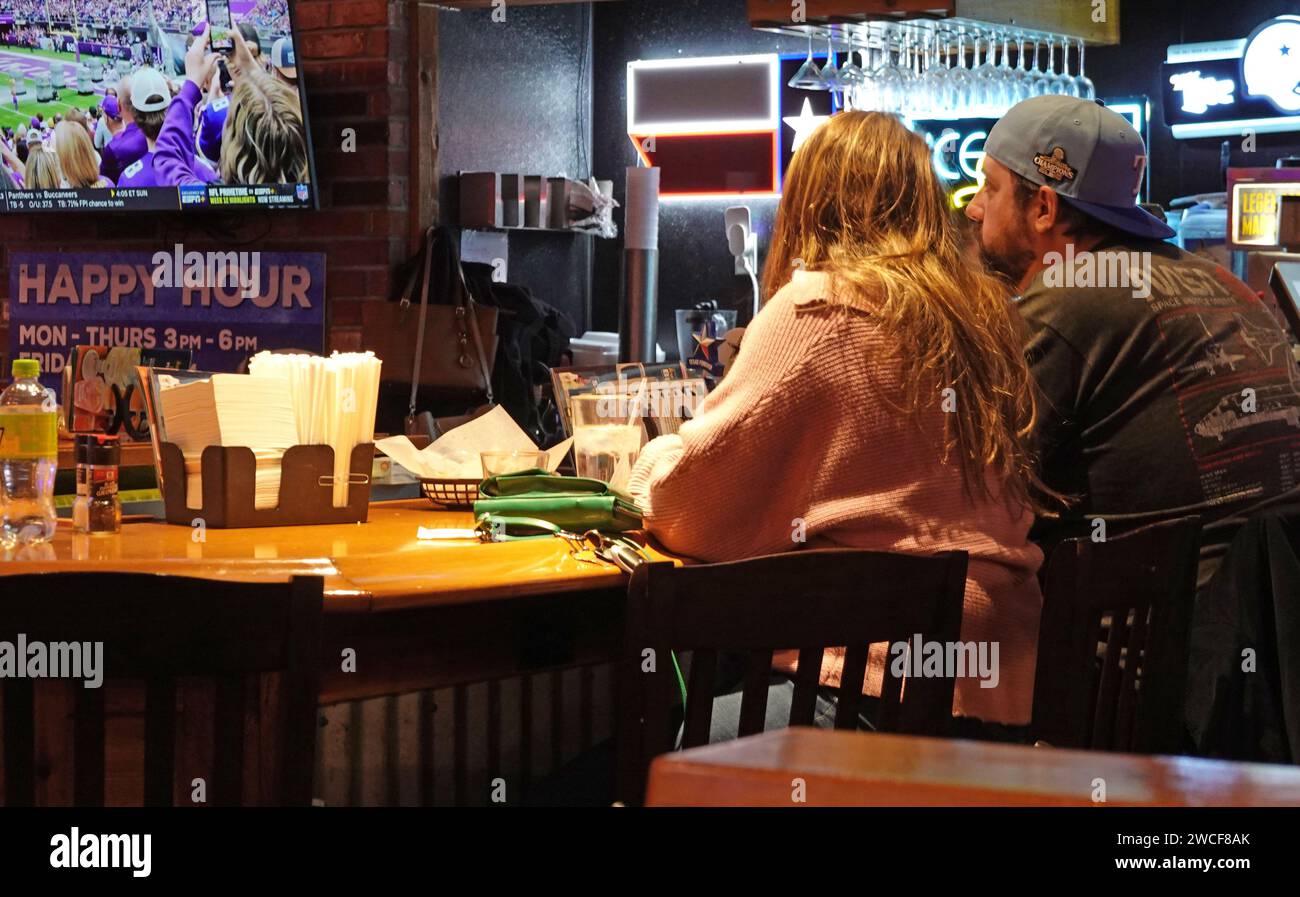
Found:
[976,228,1037,291]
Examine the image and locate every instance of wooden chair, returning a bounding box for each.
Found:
[615,548,968,804]
[0,574,323,807]
[1031,516,1201,754]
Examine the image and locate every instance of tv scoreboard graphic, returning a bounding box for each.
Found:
[0,183,312,212]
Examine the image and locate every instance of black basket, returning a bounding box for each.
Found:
[419,478,481,510]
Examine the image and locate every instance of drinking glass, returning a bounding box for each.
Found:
[789,28,824,90]
[991,30,1017,115]
[571,394,642,491]
[480,450,549,478]
[873,29,907,113]
[1030,40,1053,97]
[837,37,866,90]
[1011,34,1034,105]
[1049,37,1074,95]
[943,29,975,117]
[1073,37,1096,100]
[821,35,841,92]
[924,31,954,118]
[971,30,999,116]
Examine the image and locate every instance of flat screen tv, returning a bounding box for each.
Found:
[0,0,315,212]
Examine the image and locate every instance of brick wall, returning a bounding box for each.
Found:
[0,0,418,356]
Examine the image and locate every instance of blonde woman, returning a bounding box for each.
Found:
[23,147,61,190]
[54,121,113,188]
[628,111,1054,732]
[154,22,309,186]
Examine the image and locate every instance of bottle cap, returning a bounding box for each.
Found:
[75,433,120,467]
[11,359,39,378]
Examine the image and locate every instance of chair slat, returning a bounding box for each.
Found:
[736,650,773,738]
[835,646,871,730]
[1114,605,1150,749]
[3,680,36,807]
[788,648,823,727]
[213,675,246,806]
[877,646,903,732]
[682,649,717,749]
[72,684,106,807]
[144,677,177,807]
[1093,610,1130,750]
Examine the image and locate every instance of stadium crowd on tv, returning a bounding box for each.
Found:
[0,0,288,31]
[0,19,305,192]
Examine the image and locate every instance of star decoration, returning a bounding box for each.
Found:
[783,98,830,154]
[691,328,717,357]
[1283,45,1292,56]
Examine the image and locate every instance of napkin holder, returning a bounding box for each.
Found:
[159,442,376,528]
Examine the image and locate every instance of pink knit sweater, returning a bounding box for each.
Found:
[627,270,1044,725]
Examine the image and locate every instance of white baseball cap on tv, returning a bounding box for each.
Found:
[130,67,171,114]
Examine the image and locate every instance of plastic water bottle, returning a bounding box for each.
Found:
[0,359,58,545]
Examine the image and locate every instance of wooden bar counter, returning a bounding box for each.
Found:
[646,728,1300,807]
[0,500,676,703]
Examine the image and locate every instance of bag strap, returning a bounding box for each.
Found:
[406,226,436,420]
[461,271,496,406]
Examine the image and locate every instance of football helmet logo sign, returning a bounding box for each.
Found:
[1242,16,1300,114]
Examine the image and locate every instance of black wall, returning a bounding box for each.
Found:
[436,3,593,330]
[436,0,1300,352]
[1087,0,1300,204]
[589,0,805,352]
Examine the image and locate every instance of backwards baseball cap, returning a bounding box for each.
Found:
[271,38,296,79]
[130,67,171,114]
[100,95,120,119]
[985,95,1175,240]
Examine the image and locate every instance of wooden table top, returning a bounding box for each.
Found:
[0,499,676,612]
[645,728,1300,807]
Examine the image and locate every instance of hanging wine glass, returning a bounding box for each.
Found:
[789,26,824,90]
[1050,36,1074,95]
[1030,39,1052,96]
[874,27,906,113]
[944,28,975,118]
[821,34,842,93]
[991,29,1017,115]
[1073,37,1096,100]
[972,29,999,116]
[1011,33,1034,105]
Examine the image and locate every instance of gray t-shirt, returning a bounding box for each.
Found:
[1018,237,1300,538]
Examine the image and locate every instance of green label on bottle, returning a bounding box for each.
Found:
[0,412,57,460]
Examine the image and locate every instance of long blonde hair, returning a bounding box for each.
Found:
[54,120,99,187]
[221,69,309,185]
[23,148,60,190]
[762,111,1053,510]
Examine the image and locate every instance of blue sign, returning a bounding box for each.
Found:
[8,251,326,395]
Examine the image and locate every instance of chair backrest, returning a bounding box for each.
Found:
[1031,516,1201,754]
[615,548,968,804]
[0,573,323,807]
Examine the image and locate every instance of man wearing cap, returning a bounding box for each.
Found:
[116,67,174,187]
[967,95,1300,576]
[270,37,296,87]
[99,77,146,183]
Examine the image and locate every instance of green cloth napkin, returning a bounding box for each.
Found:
[474,469,643,533]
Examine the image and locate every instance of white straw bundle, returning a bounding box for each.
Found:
[247,350,383,507]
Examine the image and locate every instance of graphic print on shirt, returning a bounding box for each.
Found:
[1153,261,1300,504]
